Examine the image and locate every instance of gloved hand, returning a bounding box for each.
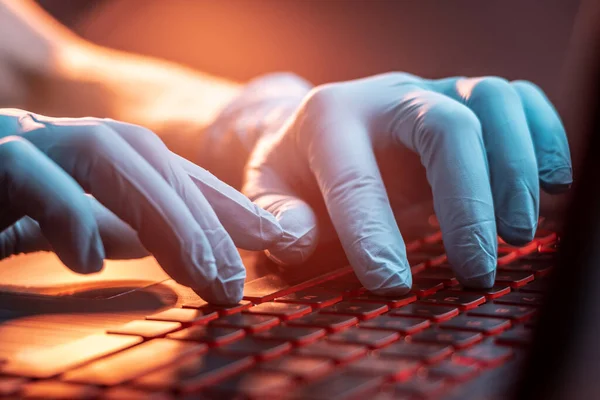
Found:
[243,73,572,295]
[0,109,283,305]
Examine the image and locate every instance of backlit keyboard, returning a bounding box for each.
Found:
[0,228,558,399]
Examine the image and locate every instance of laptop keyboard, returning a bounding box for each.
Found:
[0,228,558,399]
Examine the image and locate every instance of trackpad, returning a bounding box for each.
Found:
[0,253,170,299]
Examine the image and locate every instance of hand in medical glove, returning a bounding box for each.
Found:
[0,109,282,304]
[243,73,572,295]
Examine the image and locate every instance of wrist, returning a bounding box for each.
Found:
[202,73,312,188]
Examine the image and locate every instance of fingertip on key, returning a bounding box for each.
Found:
[540,166,573,194]
[254,204,285,246]
[460,270,496,289]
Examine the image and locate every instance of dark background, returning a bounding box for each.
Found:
[38,0,580,107]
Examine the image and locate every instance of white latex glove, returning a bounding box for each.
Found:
[243,73,572,295]
[0,109,283,305]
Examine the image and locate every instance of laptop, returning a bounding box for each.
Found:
[0,1,598,399]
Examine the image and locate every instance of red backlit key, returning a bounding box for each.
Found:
[494,271,535,288]
[360,316,430,334]
[411,329,483,349]
[388,304,459,322]
[315,274,365,295]
[391,376,446,398]
[319,301,388,320]
[494,292,544,307]
[258,356,333,380]
[183,300,252,316]
[287,313,358,332]
[448,284,511,299]
[419,291,486,310]
[253,326,326,345]
[497,248,519,264]
[218,338,291,361]
[210,314,279,333]
[167,326,245,346]
[439,315,511,335]
[352,293,417,308]
[275,289,342,309]
[64,339,206,386]
[414,268,459,287]
[347,356,421,381]
[455,342,513,367]
[410,280,445,297]
[206,371,294,398]
[497,262,552,278]
[328,328,400,349]
[495,326,532,347]
[107,320,181,339]
[468,303,535,322]
[379,342,452,364]
[244,302,312,321]
[133,351,253,392]
[294,372,382,400]
[519,279,548,293]
[103,387,172,400]
[20,381,101,399]
[294,341,368,363]
[428,359,479,381]
[146,308,218,324]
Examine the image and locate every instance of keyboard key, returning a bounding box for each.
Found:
[494,292,544,307]
[275,289,343,309]
[0,377,26,396]
[287,313,358,332]
[63,339,206,386]
[410,280,445,297]
[428,359,479,381]
[133,351,253,392]
[146,308,218,324]
[293,371,382,400]
[210,313,279,333]
[414,268,459,286]
[328,328,400,349]
[378,342,453,364]
[108,320,181,339]
[103,387,173,400]
[388,304,458,322]
[294,341,367,363]
[166,326,245,346]
[439,315,511,335]
[360,316,430,334]
[448,284,511,299]
[183,300,252,316]
[244,302,312,320]
[497,248,519,264]
[494,271,535,288]
[468,303,536,322]
[455,342,513,367]
[391,375,446,398]
[351,293,417,308]
[315,274,365,295]
[519,279,549,293]
[258,356,334,380]
[1,334,142,378]
[419,291,486,310]
[20,381,101,399]
[253,326,326,345]
[411,329,483,349]
[218,337,291,360]
[207,371,294,398]
[347,356,421,381]
[495,326,532,347]
[320,301,389,320]
[497,262,552,278]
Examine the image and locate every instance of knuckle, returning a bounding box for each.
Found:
[511,79,544,97]
[470,76,519,103]
[68,123,115,154]
[0,136,34,164]
[302,83,346,117]
[419,100,481,146]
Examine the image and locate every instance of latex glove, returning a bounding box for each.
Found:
[0,109,283,305]
[243,73,572,295]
